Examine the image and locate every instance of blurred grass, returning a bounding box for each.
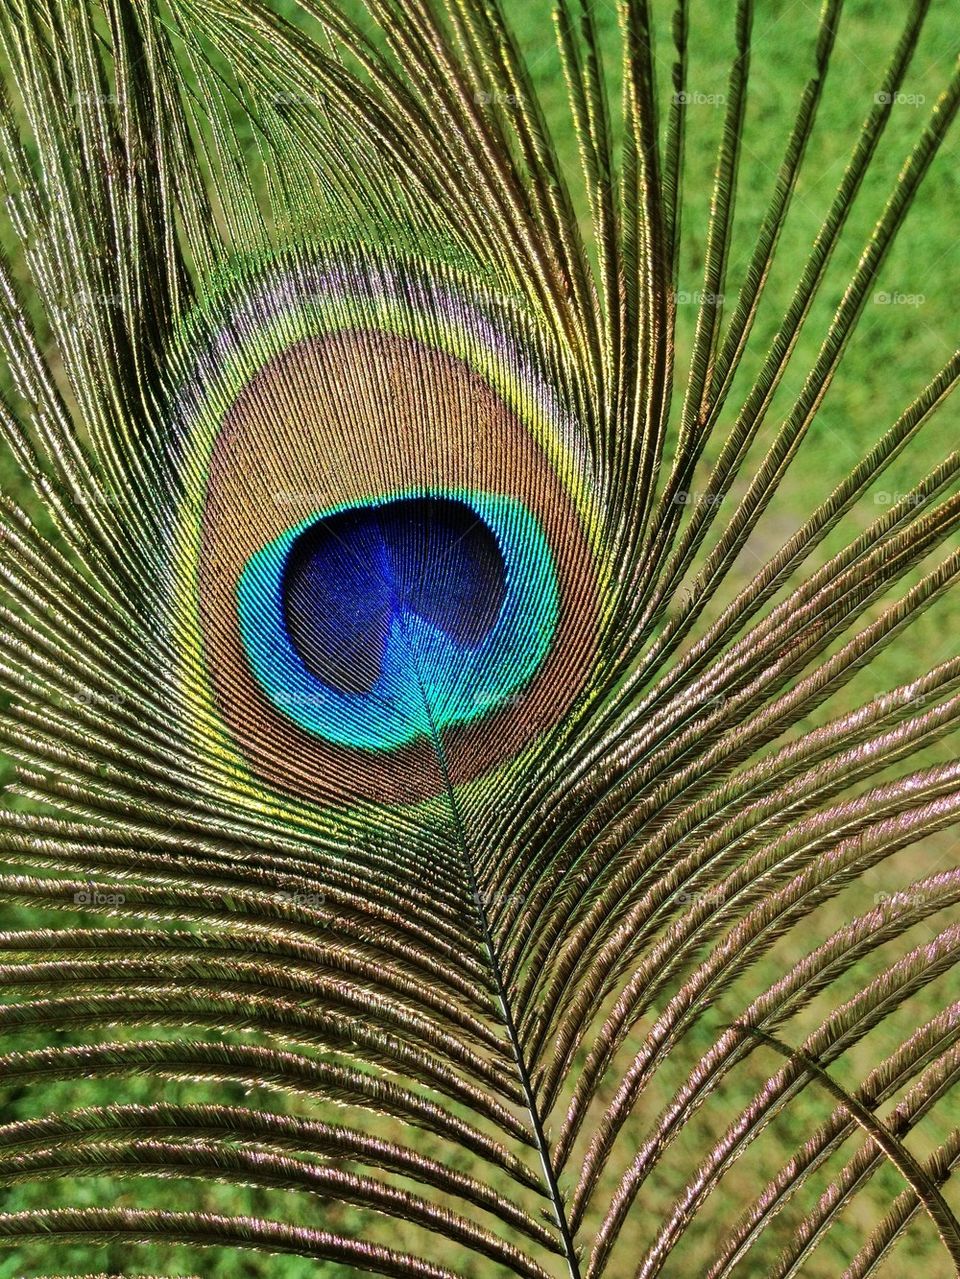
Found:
[0,0,959,1275]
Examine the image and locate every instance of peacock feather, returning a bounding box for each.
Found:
[0,0,957,1275]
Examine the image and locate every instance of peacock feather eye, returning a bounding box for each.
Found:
[172,256,599,806]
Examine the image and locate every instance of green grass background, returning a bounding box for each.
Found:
[0,0,958,1275]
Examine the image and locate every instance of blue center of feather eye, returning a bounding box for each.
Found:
[235,491,559,751]
[280,498,507,695]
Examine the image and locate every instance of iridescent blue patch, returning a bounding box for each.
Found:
[236,490,559,750]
